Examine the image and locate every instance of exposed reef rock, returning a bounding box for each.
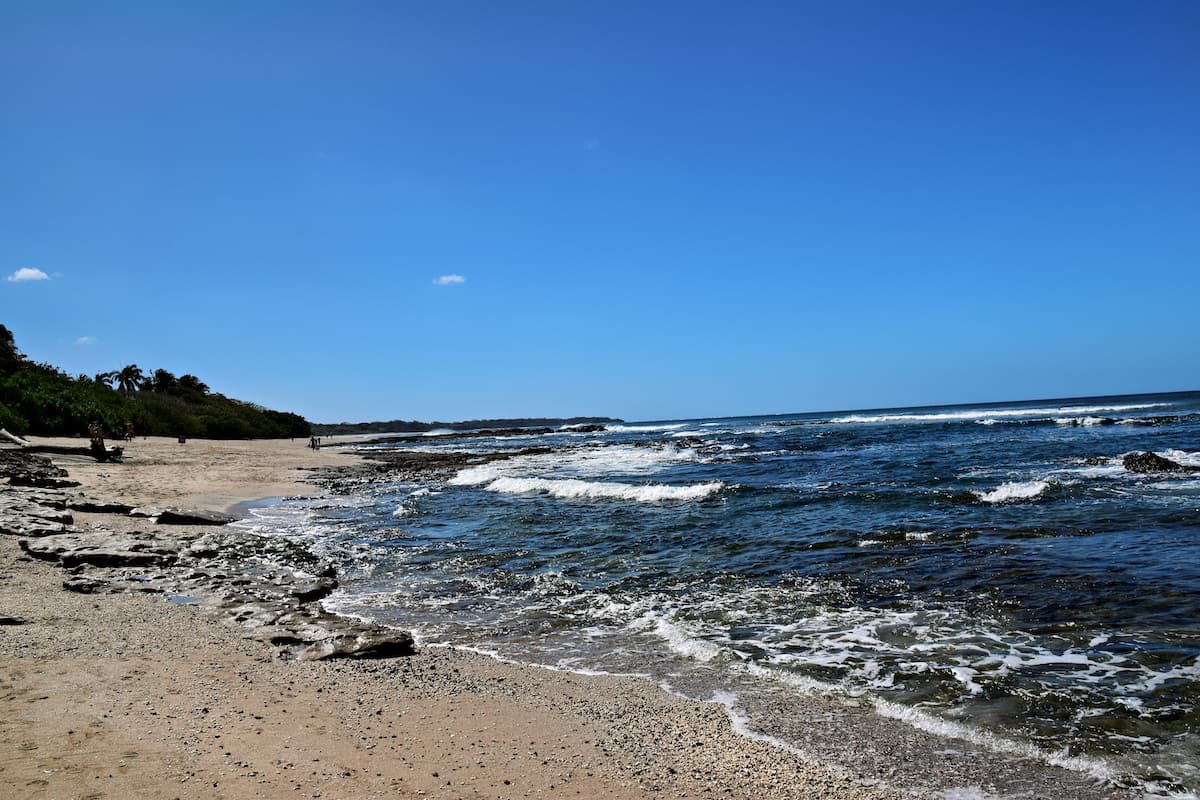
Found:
[1,447,414,660]
[308,446,553,494]
[0,449,80,489]
[1122,451,1200,474]
[156,507,237,526]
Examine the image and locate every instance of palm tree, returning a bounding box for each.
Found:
[178,374,210,395]
[115,364,145,394]
[149,368,177,393]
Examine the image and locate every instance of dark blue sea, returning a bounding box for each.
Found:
[238,391,1200,797]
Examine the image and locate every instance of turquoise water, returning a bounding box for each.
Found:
[239,391,1200,796]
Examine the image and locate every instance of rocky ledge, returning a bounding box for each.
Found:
[1,449,413,661]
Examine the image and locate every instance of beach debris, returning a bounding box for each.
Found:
[0,427,32,447]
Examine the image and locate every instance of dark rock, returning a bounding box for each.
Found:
[63,576,110,594]
[291,578,338,603]
[69,497,136,514]
[0,615,28,625]
[156,507,237,526]
[1122,451,1200,474]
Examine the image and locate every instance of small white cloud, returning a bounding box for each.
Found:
[434,274,466,286]
[7,267,50,283]
[75,335,97,345]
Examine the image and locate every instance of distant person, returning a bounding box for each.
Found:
[124,422,134,441]
[87,421,105,457]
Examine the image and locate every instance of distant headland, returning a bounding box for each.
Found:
[312,416,624,437]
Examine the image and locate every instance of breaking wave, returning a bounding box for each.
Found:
[479,476,725,503]
[832,402,1171,425]
[974,480,1053,504]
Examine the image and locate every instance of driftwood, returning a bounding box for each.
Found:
[25,444,124,463]
[0,428,31,447]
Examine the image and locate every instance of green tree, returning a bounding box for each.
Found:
[149,368,177,393]
[178,374,210,395]
[0,324,21,374]
[116,364,145,394]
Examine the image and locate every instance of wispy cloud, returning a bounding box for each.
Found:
[7,267,50,283]
[434,274,466,286]
[75,335,97,345]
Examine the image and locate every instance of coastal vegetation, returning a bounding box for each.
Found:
[0,325,311,439]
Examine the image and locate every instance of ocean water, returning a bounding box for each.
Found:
[237,391,1200,797]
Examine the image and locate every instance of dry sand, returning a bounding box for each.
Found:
[1,436,915,800]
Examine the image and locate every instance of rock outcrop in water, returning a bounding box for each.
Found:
[1122,451,1200,474]
[0,448,414,660]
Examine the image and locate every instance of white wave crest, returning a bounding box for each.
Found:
[832,402,1171,425]
[974,480,1051,504]
[482,476,724,503]
[605,422,689,433]
[873,698,1118,782]
[631,610,723,661]
[1161,449,1200,467]
[1054,416,1109,426]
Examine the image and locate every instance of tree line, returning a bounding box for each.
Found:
[0,325,311,440]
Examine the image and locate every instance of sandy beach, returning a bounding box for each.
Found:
[1,436,914,800]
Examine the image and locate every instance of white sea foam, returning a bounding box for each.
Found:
[392,487,434,517]
[1054,416,1109,426]
[450,443,701,487]
[831,402,1171,425]
[605,422,690,433]
[482,476,724,503]
[974,480,1052,504]
[631,610,723,662]
[1161,449,1200,467]
[873,698,1117,781]
[710,691,815,760]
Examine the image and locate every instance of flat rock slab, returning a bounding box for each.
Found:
[156,507,237,525]
[20,530,186,568]
[69,496,136,514]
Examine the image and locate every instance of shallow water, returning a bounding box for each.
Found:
[237,391,1200,797]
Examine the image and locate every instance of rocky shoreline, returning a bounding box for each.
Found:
[2,436,926,800]
[1,449,413,661]
[2,437,1166,799]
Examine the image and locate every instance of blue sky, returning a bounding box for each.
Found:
[2,1,1197,423]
